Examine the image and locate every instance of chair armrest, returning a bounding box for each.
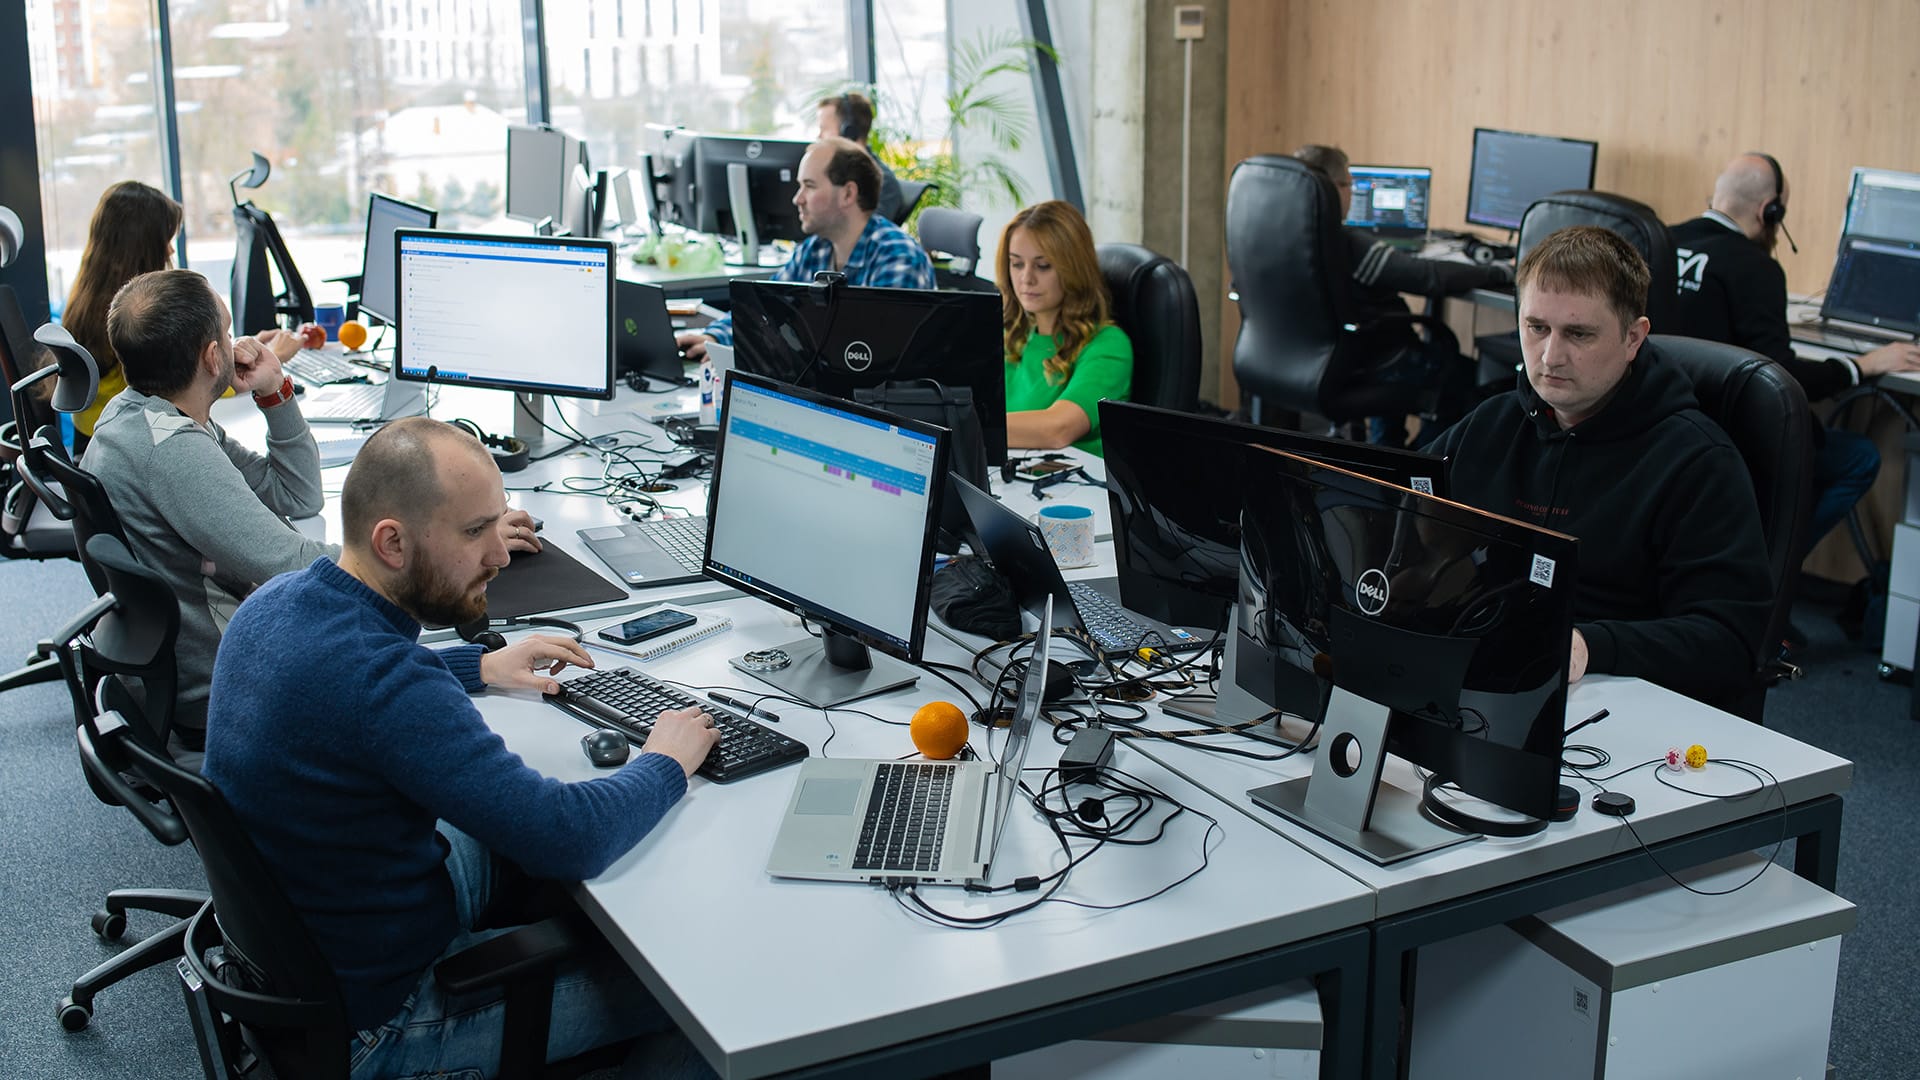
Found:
[433,917,580,994]
[1362,312,1462,355]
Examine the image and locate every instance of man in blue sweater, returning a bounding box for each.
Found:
[205,416,718,1077]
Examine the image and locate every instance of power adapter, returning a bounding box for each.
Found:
[1060,726,1114,782]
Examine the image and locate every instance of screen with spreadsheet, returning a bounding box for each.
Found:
[392,230,615,399]
[1346,166,1432,234]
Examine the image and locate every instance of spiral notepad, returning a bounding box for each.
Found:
[589,608,733,662]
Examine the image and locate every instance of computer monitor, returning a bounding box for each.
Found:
[726,280,1008,466]
[690,134,810,264]
[1235,446,1577,864]
[505,124,583,227]
[1464,127,1599,232]
[703,370,951,708]
[356,193,436,328]
[561,163,597,238]
[606,168,637,233]
[642,124,698,230]
[1346,165,1432,236]
[1841,167,1920,244]
[1820,236,1920,336]
[392,229,615,450]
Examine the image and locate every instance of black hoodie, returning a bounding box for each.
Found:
[1427,341,1773,712]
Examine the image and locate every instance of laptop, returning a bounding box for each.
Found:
[303,376,427,424]
[577,516,708,589]
[1345,165,1432,249]
[948,475,1202,657]
[766,600,1051,885]
[616,280,693,388]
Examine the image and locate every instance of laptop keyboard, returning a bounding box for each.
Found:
[544,667,806,783]
[1792,323,1911,355]
[284,350,368,387]
[855,761,957,873]
[635,515,709,573]
[303,383,387,421]
[1067,581,1167,655]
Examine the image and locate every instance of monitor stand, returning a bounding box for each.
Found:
[1162,632,1299,747]
[729,627,918,710]
[1247,686,1478,866]
[512,392,583,457]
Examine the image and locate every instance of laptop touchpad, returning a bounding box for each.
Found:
[795,778,863,816]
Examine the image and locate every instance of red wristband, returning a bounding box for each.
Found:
[253,374,297,410]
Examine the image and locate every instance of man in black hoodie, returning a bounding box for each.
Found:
[1428,226,1773,714]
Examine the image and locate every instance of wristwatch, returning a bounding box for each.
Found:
[252,374,297,410]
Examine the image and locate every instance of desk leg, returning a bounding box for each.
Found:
[1791,793,1844,891]
[1362,927,1409,1080]
[1316,944,1369,1080]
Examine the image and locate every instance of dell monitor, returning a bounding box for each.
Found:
[1841,167,1920,245]
[703,370,950,708]
[1234,446,1577,864]
[356,193,436,329]
[1464,128,1599,232]
[392,229,615,451]
[1345,165,1432,237]
[692,134,809,264]
[727,280,1008,466]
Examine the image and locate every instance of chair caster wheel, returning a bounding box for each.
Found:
[92,909,126,941]
[58,994,92,1032]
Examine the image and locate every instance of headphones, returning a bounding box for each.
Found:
[834,93,860,140]
[455,613,584,652]
[1752,151,1798,253]
[1463,237,1516,265]
[450,418,529,474]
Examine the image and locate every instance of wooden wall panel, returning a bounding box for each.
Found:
[1219,0,1920,405]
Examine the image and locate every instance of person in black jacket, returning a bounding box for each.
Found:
[1293,145,1513,447]
[1428,226,1773,714]
[1670,153,1920,549]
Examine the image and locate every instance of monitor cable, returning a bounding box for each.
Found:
[1562,753,1789,898]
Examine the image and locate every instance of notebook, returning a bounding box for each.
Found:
[584,606,733,662]
[764,600,1051,885]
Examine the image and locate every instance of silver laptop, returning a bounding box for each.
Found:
[765,599,1052,885]
[303,376,427,424]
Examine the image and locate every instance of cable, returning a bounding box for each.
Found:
[1564,755,1789,898]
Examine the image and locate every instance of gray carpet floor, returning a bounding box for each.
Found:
[0,555,1913,1078]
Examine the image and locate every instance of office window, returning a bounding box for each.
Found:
[167,0,525,297]
[27,0,169,310]
[543,0,846,183]
[873,0,950,161]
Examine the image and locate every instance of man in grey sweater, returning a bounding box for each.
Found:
[85,270,539,745]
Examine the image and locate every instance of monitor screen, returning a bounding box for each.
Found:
[1234,446,1576,820]
[1099,400,1447,629]
[357,193,436,327]
[1822,236,1920,335]
[692,134,809,244]
[505,124,569,225]
[703,371,948,662]
[1841,167,1920,245]
[392,230,615,400]
[1346,165,1432,234]
[607,168,637,230]
[727,280,1008,464]
[562,163,596,238]
[644,124,698,228]
[1465,128,1599,231]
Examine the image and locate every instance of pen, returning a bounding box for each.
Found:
[710,692,780,723]
[1564,708,1609,738]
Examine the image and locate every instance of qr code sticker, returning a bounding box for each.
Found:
[1410,476,1435,495]
[1530,554,1556,588]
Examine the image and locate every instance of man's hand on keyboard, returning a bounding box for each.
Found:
[641,705,721,778]
[478,633,594,695]
[1859,342,1920,378]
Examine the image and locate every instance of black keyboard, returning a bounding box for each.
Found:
[854,761,957,873]
[1067,581,1166,655]
[543,667,807,783]
[284,350,368,386]
[1791,322,1911,355]
[636,516,708,573]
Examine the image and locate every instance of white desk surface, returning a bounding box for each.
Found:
[1129,674,1852,920]
[478,594,1374,1079]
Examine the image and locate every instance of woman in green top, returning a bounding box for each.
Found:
[998,200,1132,456]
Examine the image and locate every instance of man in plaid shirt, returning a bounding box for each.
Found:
[677,136,934,360]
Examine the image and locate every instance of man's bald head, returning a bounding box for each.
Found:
[1711,153,1786,221]
[340,417,495,551]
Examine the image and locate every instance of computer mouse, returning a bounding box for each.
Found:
[581,728,630,767]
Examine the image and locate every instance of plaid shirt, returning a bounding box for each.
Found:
[704,214,935,345]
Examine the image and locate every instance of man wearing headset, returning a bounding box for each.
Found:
[1671,153,1920,570]
[816,90,903,224]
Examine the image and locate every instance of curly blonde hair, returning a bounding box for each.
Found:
[996,200,1110,384]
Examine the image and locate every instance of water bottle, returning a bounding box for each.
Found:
[698,360,716,426]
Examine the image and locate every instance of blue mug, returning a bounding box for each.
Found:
[314,302,346,341]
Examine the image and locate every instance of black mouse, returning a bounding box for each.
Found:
[581,729,630,767]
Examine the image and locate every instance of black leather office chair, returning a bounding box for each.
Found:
[1477,192,1679,384]
[1225,154,1463,429]
[890,179,936,226]
[229,154,314,335]
[917,206,996,292]
[1098,243,1202,413]
[1650,335,1812,723]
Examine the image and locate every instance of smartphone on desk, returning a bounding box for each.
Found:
[598,608,698,645]
[1013,459,1078,480]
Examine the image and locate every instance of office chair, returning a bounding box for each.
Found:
[890,179,937,226]
[229,153,315,335]
[917,206,995,292]
[28,329,125,593]
[1650,335,1813,723]
[1476,192,1679,386]
[1098,242,1202,413]
[1225,154,1464,429]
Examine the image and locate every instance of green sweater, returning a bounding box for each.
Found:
[1004,323,1133,456]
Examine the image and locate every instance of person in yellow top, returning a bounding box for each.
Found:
[998,200,1133,456]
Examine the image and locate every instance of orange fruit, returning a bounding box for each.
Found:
[338,320,369,351]
[910,701,969,760]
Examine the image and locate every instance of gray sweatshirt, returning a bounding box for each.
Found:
[85,386,338,722]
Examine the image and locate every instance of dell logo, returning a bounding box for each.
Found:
[844,340,875,371]
[745,141,764,160]
[1355,569,1389,615]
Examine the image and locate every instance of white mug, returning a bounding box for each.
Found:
[1036,504,1096,568]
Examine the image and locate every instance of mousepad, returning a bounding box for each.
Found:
[483,541,626,619]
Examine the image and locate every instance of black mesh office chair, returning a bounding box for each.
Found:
[1226,154,1463,429]
[29,330,126,594]
[229,153,314,335]
[917,206,996,292]
[890,179,936,226]
[1476,192,1679,385]
[1650,335,1812,723]
[1098,243,1201,413]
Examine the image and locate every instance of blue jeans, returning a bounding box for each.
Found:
[1807,427,1881,550]
[1362,344,1472,448]
[348,825,714,1079]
